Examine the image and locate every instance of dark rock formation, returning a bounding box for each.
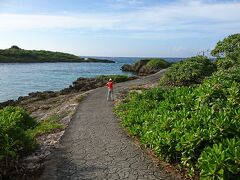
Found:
[121,60,149,73]
[121,58,171,75]
[83,57,115,63]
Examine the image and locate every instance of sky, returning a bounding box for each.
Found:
[0,0,239,57]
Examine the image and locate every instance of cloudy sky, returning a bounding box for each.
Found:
[0,0,239,57]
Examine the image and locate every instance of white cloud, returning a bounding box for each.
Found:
[0,14,119,30]
[0,0,239,38]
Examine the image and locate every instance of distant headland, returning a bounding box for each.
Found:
[0,46,115,63]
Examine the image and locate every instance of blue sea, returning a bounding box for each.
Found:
[0,57,183,102]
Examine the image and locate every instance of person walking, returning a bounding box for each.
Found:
[106,78,114,101]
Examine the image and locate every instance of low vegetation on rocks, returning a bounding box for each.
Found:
[115,34,240,179]
[27,114,64,138]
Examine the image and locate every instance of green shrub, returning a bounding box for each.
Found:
[159,56,216,86]
[198,138,240,180]
[0,107,37,161]
[115,67,240,179]
[215,57,236,71]
[0,107,64,161]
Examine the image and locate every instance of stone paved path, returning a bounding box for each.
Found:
[40,70,174,180]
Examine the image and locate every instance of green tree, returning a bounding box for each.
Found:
[211,34,240,61]
[10,45,21,50]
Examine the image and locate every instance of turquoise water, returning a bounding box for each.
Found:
[0,57,182,102]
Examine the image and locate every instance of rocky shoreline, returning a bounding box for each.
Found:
[0,76,132,109]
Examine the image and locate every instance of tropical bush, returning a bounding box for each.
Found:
[214,57,235,71]
[0,107,64,163]
[159,56,216,86]
[198,138,240,180]
[115,65,240,179]
[0,107,37,162]
[0,107,64,178]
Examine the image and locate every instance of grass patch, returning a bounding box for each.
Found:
[145,58,171,69]
[27,114,64,138]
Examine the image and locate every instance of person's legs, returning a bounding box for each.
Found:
[107,89,110,101]
[110,90,114,101]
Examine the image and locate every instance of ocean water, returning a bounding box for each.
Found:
[0,57,183,102]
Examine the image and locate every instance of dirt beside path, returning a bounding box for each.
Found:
[39,69,175,180]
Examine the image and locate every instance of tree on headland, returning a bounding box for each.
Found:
[211,34,240,70]
[10,45,21,50]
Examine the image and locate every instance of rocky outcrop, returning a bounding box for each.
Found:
[83,57,115,63]
[121,59,150,73]
[121,58,171,75]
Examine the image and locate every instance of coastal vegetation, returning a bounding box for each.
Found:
[0,107,37,160]
[115,34,240,179]
[159,56,216,86]
[121,58,171,75]
[0,46,114,63]
[0,106,64,177]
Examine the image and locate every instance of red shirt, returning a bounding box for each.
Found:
[106,81,113,90]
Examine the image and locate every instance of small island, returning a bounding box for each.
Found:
[0,46,115,63]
